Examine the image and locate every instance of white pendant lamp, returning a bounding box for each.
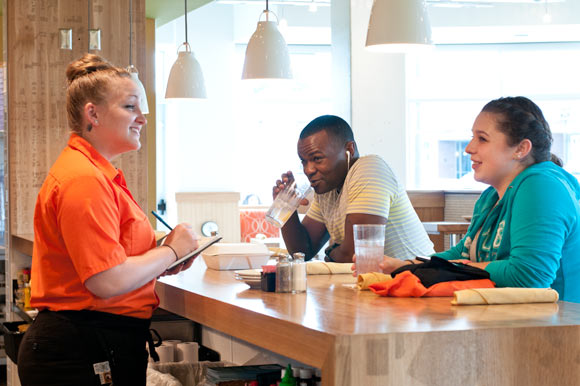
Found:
[242,0,292,80]
[127,0,149,114]
[165,0,207,98]
[366,0,433,53]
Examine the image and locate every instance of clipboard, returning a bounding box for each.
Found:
[165,235,223,271]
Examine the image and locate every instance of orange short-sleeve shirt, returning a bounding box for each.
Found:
[31,134,157,319]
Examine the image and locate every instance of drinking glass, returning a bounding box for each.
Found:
[266,175,312,228]
[353,224,386,274]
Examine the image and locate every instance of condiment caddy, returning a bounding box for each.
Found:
[257,252,308,294]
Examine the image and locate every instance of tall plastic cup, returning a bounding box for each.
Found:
[353,224,386,274]
[266,178,312,228]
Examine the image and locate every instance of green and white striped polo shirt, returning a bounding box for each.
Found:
[306,155,434,260]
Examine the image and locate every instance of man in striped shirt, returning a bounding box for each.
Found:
[273,115,434,262]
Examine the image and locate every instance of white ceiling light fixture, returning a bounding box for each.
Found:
[542,0,552,23]
[242,0,293,80]
[308,0,318,12]
[366,0,433,53]
[165,0,207,99]
[127,0,149,114]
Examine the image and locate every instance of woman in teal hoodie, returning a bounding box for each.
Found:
[379,96,580,303]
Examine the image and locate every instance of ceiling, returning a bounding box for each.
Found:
[0,0,565,21]
[145,0,567,26]
[146,0,212,26]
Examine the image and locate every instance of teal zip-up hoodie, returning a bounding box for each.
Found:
[435,161,580,303]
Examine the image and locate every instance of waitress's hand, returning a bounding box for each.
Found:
[378,255,407,274]
[162,223,200,274]
[162,252,197,276]
[163,257,196,276]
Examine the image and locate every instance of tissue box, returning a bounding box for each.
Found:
[202,243,272,270]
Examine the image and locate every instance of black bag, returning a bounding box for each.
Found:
[1,321,29,364]
[391,256,490,288]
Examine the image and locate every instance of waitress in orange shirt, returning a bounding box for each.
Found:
[17,53,199,386]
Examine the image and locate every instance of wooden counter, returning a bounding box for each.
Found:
[157,259,580,386]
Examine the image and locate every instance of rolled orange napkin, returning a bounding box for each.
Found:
[369,270,495,297]
[357,272,391,290]
[451,288,559,305]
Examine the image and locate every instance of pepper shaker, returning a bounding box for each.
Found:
[275,254,292,293]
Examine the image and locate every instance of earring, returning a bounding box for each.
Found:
[94,120,99,125]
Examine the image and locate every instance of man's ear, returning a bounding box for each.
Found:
[346,141,356,157]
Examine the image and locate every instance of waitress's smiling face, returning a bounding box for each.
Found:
[87,77,147,160]
[298,130,348,194]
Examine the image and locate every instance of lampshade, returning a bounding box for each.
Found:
[165,45,207,99]
[127,65,150,114]
[165,0,207,99]
[366,0,433,52]
[242,11,292,80]
[127,0,149,113]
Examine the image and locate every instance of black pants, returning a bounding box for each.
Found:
[17,310,151,386]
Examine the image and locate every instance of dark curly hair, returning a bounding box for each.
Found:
[481,96,562,166]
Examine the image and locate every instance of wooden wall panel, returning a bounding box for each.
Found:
[7,0,147,235]
[145,17,157,225]
[92,0,148,222]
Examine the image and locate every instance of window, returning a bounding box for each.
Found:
[231,44,332,204]
[407,42,580,190]
[155,3,332,222]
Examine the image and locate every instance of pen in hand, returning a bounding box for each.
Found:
[151,211,173,231]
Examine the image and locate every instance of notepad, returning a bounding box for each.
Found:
[165,235,222,271]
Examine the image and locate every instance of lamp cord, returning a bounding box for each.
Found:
[129,0,133,65]
[87,0,91,51]
[184,0,189,46]
[266,0,269,12]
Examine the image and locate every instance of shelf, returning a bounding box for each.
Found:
[11,304,34,323]
[11,234,33,256]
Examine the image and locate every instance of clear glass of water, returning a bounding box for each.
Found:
[353,224,386,274]
[266,175,312,228]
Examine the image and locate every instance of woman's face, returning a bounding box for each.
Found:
[90,77,147,160]
[465,111,522,193]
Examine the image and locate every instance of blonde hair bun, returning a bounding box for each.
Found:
[65,53,114,85]
[65,53,129,133]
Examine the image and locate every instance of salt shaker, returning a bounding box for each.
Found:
[276,254,292,293]
[292,252,307,293]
